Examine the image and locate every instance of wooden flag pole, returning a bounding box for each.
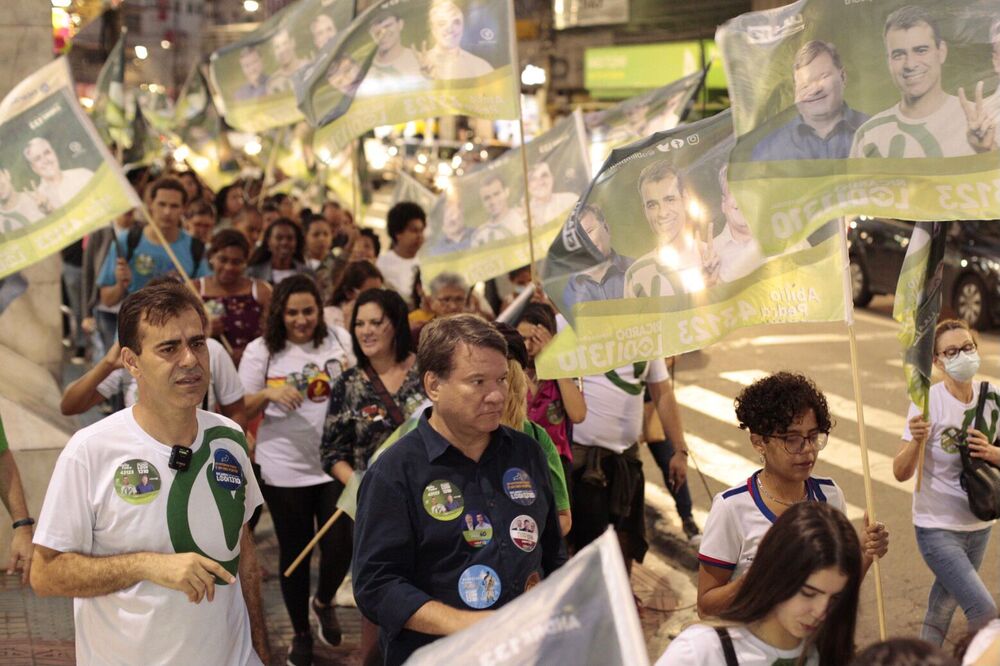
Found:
[284,509,344,577]
[351,140,360,219]
[847,323,888,641]
[513,85,539,282]
[916,401,930,492]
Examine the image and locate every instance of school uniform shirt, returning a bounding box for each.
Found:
[97,338,243,411]
[698,470,846,578]
[33,408,263,666]
[352,410,567,666]
[238,328,355,487]
[656,624,819,666]
[573,359,669,453]
[903,381,1000,531]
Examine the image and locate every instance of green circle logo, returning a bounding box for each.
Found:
[422,479,464,521]
[114,459,161,505]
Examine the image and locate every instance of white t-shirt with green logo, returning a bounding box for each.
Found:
[850,95,974,158]
[34,407,263,666]
[656,624,819,666]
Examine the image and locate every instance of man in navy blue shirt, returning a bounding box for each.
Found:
[751,40,868,161]
[353,314,566,665]
[562,204,633,307]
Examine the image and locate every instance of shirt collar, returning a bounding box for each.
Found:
[793,104,864,138]
[415,407,510,463]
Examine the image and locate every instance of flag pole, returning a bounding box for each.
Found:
[257,126,287,207]
[351,140,360,219]
[284,509,344,577]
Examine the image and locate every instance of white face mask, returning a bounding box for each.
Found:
[943,350,980,382]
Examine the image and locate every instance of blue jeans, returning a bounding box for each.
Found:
[915,525,996,645]
[647,438,693,520]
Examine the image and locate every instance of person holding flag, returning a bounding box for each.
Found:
[894,319,1000,646]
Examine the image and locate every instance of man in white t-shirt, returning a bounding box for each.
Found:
[525,162,580,226]
[377,201,426,306]
[418,0,493,81]
[31,281,269,665]
[23,137,94,213]
[570,353,689,573]
[470,175,527,248]
[851,7,974,159]
[359,11,424,96]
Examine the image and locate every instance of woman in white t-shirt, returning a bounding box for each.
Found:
[238,274,355,665]
[895,318,1000,646]
[658,501,862,666]
[697,372,888,617]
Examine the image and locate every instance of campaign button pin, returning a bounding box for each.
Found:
[458,564,501,609]
[422,480,464,521]
[502,468,536,505]
[212,449,244,491]
[113,458,162,505]
[509,515,538,552]
[461,510,493,548]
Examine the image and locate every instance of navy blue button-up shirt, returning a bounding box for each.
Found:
[352,409,567,665]
[563,251,634,306]
[751,105,869,161]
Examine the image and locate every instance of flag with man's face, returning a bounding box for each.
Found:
[92,32,127,147]
[418,111,590,286]
[298,0,519,155]
[584,70,705,175]
[537,110,849,379]
[209,0,356,133]
[893,221,946,416]
[718,0,1000,256]
[173,65,240,192]
[0,58,141,279]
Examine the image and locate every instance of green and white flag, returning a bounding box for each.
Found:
[92,32,127,147]
[408,529,649,666]
[718,0,1000,255]
[209,0,356,133]
[892,221,946,416]
[538,110,848,378]
[298,0,520,155]
[174,65,240,192]
[391,170,438,212]
[584,69,705,175]
[419,111,589,285]
[0,58,141,279]
[122,104,164,170]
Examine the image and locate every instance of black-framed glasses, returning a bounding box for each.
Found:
[767,431,829,455]
[938,342,977,360]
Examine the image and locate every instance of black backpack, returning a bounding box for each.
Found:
[124,224,205,275]
[958,381,1000,521]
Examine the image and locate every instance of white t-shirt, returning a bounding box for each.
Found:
[903,381,999,531]
[850,95,974,158]
[963,618,1000,664]
[323,305,346,331]
[657,624,818,666]
[238,329,355,487]
[573,359,669,453]
[624,237,708,298]
[34,408,263,666]
[97,338,243,412]
[376,249,419,304]
[698,471,847,579]
[714,225,765,284]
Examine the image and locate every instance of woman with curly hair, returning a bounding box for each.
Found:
[658,501,862,666]
[696,372,888,618]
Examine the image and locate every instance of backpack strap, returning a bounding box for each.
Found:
[714,626,739,666]
[190,236,205,274]
[976,381,990,433]
[124,224,144,263]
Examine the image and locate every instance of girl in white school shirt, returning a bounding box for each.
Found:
[657,501,862,666]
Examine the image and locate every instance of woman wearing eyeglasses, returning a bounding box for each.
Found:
[696,372,888,617]
[894,318,999,646]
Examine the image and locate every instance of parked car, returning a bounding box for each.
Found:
[848,217,1000,329]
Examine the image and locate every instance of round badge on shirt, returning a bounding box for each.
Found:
[502,468,536,505]
[461,510,493,548]
[509,515,538,552]
[114,458,162,505]
[458,564,501,609]
[212,449,244,491]
[422,480,464,521]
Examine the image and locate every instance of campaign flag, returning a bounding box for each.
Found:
[537,110,848,378]
[314,143,358,206]
[122,104,163,170]
[584,69,705,175]
[174,66,241,192]
[263,121,317,181]
[892,222,946,416]
[209,0,355,132]
[299,0,520,155]
[408,528,649,666]
[718,0,1000,255]
[391,170,438,213]
[91,32,127,147]
[419,111,590,285]
[0,58,141,279]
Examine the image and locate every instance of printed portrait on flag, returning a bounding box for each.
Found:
[418,112,589,285]
[300,0,520,155]
[719,0,1000,255]
[538,111,847,378]
[209,0,355,132]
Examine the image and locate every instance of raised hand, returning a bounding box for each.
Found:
[959,81,996,153]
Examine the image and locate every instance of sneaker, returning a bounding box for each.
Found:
[311,596,342,647]
[286,632,313,666]
[682,516,702,546]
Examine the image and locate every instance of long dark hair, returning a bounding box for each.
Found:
[719,501,862,666]
[264,274,329,354]
[329,260,383,306]
[248,217,305,267]
[349,288,411,364]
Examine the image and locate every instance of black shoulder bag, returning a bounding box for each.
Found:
[959,381,1000,520]
[714,627,739,666]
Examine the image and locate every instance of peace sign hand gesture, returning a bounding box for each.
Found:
[959,80,997,154]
